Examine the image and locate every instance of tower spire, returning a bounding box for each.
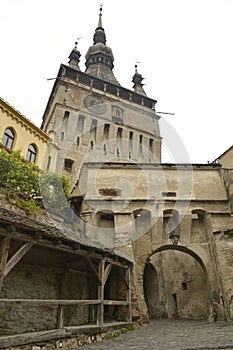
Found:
[98,5,103,28]
[93,5,106,45]
[85,5,120,85]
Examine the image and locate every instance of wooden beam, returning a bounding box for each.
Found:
[0,322,133,349]
[126,268,132,322]
[103,300,129,306]
[105,257,128,269]
[0,329,67,349]
[104,263,112,285]
[0,236,11,289]
[4,242,34,277]
[0,299,101,305]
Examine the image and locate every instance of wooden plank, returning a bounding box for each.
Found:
[0,329,66,349]
[103,300,129,306]
[97,259,105,327]
[104,263,112,285]
[4,242,34,277]
[0,236,11,289]
[0,322,133,349]
[0,299,101,305]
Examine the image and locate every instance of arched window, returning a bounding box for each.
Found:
[27,144,37,163]
[2,128,15,150]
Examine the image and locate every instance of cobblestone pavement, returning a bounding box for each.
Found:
[81,319,233,350]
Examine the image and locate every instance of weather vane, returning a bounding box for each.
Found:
[75,37,82,49]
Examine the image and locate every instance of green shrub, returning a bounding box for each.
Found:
[0,149,71,215]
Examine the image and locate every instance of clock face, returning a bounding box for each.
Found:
[84,95,106,114]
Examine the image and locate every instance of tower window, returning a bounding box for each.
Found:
[117,127,122,138]
[2,128,15,150]
[112,106,123,124]
[63,111,70,122]
[90,119,98,140]
[139,135,143,157]
[77,136,80,146]
[26,144,37,163]
[149,138,153,152]
[103,123,110,140]
[64,159,74,172]
[61,132,65,141]
[129,131,133,151]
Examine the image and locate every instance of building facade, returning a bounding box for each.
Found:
[0,97,58,171]
[41,7,233,324]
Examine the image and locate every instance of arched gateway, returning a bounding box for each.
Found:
[143,245,211,320]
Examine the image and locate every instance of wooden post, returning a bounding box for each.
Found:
[97,259,105,327]
[0,236,11,290]
[126,267,132,322]
[57,266,68,329]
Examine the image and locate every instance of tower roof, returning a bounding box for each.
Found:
[85,6,120,85]
[132,65,147,96]
[68,40,81,70]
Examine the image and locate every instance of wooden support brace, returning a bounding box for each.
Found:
[4,242,34,277]
[119,267,129,290]
[0,236,11,289]
[104,263,112,285]
[83,256,102,284]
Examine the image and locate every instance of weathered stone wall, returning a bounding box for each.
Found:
[0,269,58,334]
[212,231,233,320]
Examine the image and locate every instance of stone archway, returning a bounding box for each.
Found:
[143,245,211,320]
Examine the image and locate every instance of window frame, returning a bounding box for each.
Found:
[2,127,15,150]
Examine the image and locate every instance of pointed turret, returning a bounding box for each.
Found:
[85,6,120,85]
[68,40,81,70]
[132,65,147,96]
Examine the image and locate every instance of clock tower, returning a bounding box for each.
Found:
[41,7,161,187]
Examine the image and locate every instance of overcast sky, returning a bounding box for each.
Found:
[1,0,233,163]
